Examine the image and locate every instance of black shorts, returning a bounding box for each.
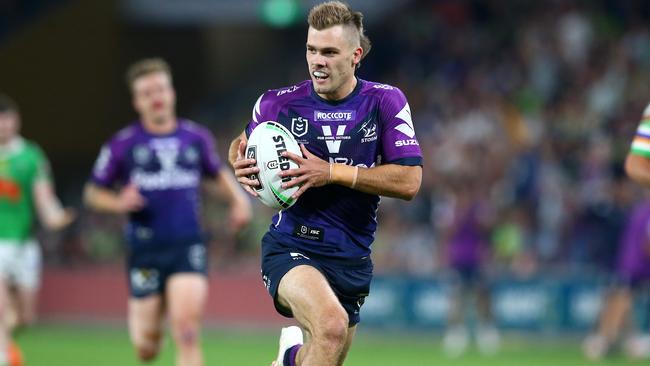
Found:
[126,241,208,298]
[261,231,373,326]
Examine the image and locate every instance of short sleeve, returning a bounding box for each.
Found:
[379,87,423,166]
[246,93,269,138]
[90,143,122,187]
[197,129,221,177]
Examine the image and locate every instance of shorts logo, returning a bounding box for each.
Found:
[188,244,206,270]
[289,252,310,260]
[130,268,159,292]
[314,110,356,122]
[291,117,309,137]
[293,224,325,241]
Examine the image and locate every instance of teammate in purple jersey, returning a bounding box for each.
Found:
[229,2,422,365]
[84,58,251,366]
[583,107,650,360]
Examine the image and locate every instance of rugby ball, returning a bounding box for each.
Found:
[246,121,301,210]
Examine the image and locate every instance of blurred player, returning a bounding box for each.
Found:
[581,195,650,360]
[84,58,251,366]
[229,2,423,365]
[583,102,650,360]
[0,94,75,366]
[437,181,500,357]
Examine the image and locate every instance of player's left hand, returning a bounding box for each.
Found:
[278,144,329,200]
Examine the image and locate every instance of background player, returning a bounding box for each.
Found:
[84,58,251,366]
[0,94,75,366]
[229,2,422,365]
[583,101,650,360]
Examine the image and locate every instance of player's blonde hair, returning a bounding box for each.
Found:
[125,58,173,92]
[308,1,372,63]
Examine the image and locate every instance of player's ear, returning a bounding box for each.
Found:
[352,46,363,67]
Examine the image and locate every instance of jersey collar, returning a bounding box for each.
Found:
[310,77,363,106]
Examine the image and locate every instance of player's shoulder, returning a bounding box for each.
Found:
[110,123,139,143]
[259,80,311,105]
[178,119,214,139]
[20,138,42,151]
[359,79,408,113]
[360,79,405,98]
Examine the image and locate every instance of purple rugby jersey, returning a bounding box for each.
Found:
[91,120,221,247]
[246,78,423,258]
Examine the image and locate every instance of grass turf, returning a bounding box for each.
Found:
[16,324,648,365]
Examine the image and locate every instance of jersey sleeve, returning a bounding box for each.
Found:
[378,87,423,166]
[630,102,650,158]
[246,92,272,138]
[197,128,221,178]
[90,141,123,187]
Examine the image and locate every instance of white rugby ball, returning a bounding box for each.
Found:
[246,121,301,210]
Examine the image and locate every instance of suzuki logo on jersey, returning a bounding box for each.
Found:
[394,103,416,138]
[395,139,419,147]
[291,117,308,137]
[319,125,350,154]
[314,110,356,122]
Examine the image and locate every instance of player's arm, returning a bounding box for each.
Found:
[83,182,145,214]
[280,144,421,201]
[626,104,650,187]
[206,167,253,233]
[625,153,650,188]
[228,131,260,197]
[32,180,75,230]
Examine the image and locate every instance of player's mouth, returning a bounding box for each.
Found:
[312,71,329,82]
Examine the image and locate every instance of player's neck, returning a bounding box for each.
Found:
[141,116,177,135]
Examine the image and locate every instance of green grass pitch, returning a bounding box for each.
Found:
[17,324,647,365]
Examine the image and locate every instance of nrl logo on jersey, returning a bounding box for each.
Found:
[291,117,309,137]
[314,110,356,122]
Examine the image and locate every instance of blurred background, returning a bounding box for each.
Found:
[3,0,650,364]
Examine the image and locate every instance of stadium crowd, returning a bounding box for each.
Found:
[30,1,650,283]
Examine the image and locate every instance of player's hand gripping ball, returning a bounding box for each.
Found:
[246,121,301,210]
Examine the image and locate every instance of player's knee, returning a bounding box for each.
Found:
[315,309,348,349]
[170,321,200,348]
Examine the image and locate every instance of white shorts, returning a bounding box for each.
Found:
[0,239,42,290]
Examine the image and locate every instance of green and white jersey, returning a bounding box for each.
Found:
[630,102,650,158]
[0,138,51,242]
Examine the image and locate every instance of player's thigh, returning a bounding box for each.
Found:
[166,273,208,324]
[128,295,164,342]
[277,265,347,330]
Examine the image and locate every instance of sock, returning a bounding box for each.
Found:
[283,344,301,366]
